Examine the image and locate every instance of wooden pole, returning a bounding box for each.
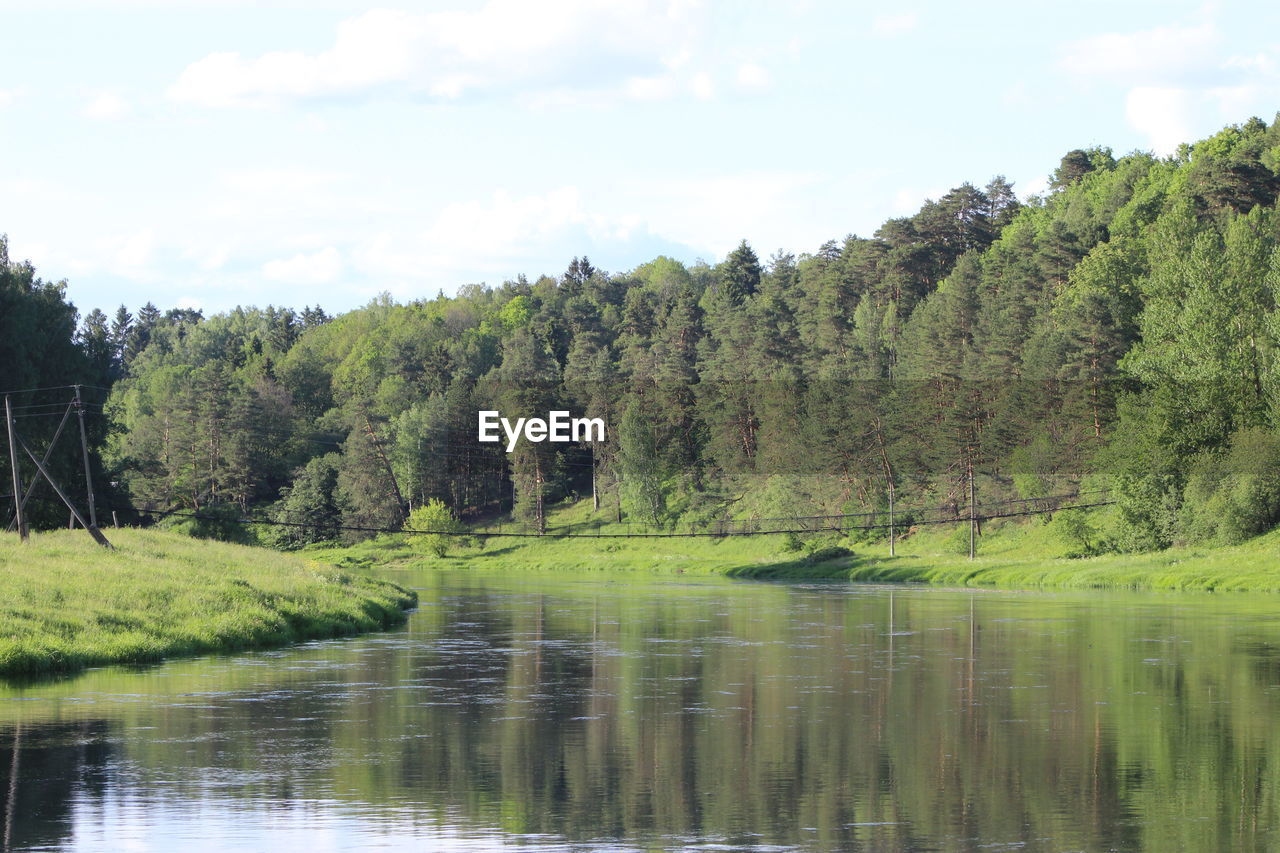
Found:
[74,386,99,529]
[5,396,27,542]
[591,444,599,512]
[968,455,976,560]
[17,433,111,548]
[6,402,73,533]
[888,479,896,557]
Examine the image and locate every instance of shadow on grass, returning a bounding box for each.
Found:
[467,544,523,559]
[724,551,948,583]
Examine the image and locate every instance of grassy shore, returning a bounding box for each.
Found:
[311,499,1280,593]
[0,528,416,677]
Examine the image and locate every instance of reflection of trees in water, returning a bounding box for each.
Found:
[3,587,1280,851]
[343,589,1280,852]
[0,720,113,852]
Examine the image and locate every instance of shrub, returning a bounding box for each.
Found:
[1108,473,1181,552]
[160,503,256,545]
[1049,510,1099,557]
[1181,428,1280,545]
[803,545,853,565]
[405,499,462,558]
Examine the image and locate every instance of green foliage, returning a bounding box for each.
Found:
[49,111,1280,562]
[159,502,256,545]
[0,237,104,529]
[1108,473,1182,553]
[405,499,462,558]
[942,525,973,556]
[1182,428,1280,545]
[1050,147,1115,192]
[269,454,343,549]
[617,399,673,525]
[803,544,854,564]
[1048,510,1099,557]
[717,240,762,305]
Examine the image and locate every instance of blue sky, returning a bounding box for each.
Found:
[2,0,1278,317]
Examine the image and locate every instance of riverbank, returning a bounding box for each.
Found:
[310,500,1280,593]
[0,529,417,677]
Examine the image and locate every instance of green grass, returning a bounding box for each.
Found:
[313,499,1280,593]
[827,518,1280,591]
[0,528,417,677]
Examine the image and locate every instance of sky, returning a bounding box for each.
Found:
[1,0,1279,318]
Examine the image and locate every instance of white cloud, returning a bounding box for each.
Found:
[114,228,155,271]
[1208,83,1262,118]
[169,0,712,108]
[735,63,770,92]
[374,186,595,273]
[218,167,346,196]
[206,168,353,224]
[625,74,679,101]
[891,186,947,216]
[437,187,584,249]
[346,185,702,295]
[1001,81,1032,108]
[1059,12,1280,155]
[690,71,716,99]
[58,227,159,280]
[1125,86,1193,156]
[872,12,918,37]
[262,246,343,284]
[83,91,131,120]
[191,244,230,272]
[1059,17,1217,80]
[1224,52,1277,74]
[638,172,820,255]
[0,89,19,108]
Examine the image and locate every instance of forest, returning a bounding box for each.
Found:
[5,114,1280,556]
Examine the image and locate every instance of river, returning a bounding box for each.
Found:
[1,570,1278,851]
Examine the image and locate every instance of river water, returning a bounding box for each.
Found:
[1,570,1279,851]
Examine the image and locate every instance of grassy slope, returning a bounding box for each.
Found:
[835,517,1280,591]
[0,528,417,677]
[315,499,1280,593]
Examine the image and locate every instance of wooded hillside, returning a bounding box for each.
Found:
[6,115,1280,554]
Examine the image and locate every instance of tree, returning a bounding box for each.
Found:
[78,308,114,381]
[717,240,762,304]
[1050,147,1114,192]
[406,498,462,558]
[269,454,343,548]
[617,399,670,524]
[111,305,133,364]
[0,236,101,529]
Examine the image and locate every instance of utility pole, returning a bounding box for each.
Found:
[4,389,111,549]
[875,415,895,558]
[5,396,27,542]
[967,453,977,560]
[74,386,98,529]
[591,444,599,512]
[16,431,111,548]
[361,412,406,525]
[888,479,895,557]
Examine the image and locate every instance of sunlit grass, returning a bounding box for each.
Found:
[315,500,1280,593]
[0,528,417,677]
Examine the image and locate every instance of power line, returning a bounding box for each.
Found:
[0,384,83,396]
[104,494,1113,540]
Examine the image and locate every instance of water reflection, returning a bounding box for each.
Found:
[1,573,1279,851]
[0,721,113,852]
